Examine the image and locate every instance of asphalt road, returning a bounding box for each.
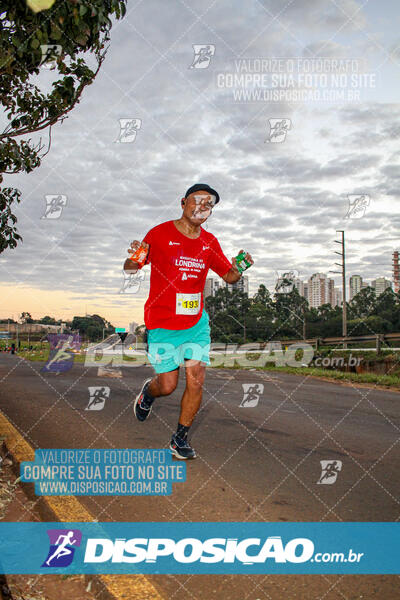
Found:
[0,353,399,599]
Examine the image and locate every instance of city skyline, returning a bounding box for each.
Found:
[1,264,395,327]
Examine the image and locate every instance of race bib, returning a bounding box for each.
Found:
[176,292,201,315]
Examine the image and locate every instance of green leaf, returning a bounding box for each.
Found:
[31,38,40,49]
[75,35,88,45]
[50,27,62,40]
[64,76,74,88]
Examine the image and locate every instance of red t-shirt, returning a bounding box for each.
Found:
[142,220,232,330]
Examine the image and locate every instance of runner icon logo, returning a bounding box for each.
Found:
[39,44,62,69]
[116,118,141,143]
[86,386,110,411]
[119,270,145,294]
[239,383,264,408]
[42,529,82,567]
[265,118,291,143]
[189,45,215,69]
[41,333,81,374]
[317,460,342,485]
[275,269,299,294]
[41,194,67,219]
[344,194,370,219]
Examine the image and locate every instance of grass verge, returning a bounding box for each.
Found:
[213,362,400,388]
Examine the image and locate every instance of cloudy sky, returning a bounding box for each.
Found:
[1,0,399,327]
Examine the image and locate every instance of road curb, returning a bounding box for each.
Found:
[0,410,164,600]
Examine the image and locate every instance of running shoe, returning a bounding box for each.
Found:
[169,433,197,460]
[133,378,154,422]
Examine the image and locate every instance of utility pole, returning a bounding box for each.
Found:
[334,230,347,349]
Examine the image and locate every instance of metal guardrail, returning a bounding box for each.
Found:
[276,333,400,352]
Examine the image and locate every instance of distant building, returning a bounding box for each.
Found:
[225,275,249,295]
[204,277,222,298]
[371,277,392,296]
[129,321,138,334]
[307,273,335,308]
[275,276,309,300]
[204,278,212,298]
[327,278,335,306]
[293,278,305,296]
[333,288,342,307]
[349,274,363,300]
[204,277,220,298]
[205,276,249,297]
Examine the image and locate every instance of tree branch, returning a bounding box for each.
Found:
[0,46,107,140]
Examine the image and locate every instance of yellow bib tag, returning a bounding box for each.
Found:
[176,293,201,315]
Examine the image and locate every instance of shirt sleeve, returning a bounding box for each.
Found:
[142,228,153,265]
[209,236,232,278]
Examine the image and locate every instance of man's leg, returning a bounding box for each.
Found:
[134,369,179,422]
[147,369,179,398]
[179,360,206,426]
[170,360,206,460]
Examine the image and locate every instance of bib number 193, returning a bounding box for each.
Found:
[176,293,201,315]
[183,300,198,309]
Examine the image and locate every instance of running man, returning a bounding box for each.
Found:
[87,387,108,410]
[45,531,77,566]
[42,335,74,371]
[124,184,253,459]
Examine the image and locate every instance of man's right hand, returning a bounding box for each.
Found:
[123,240,149,273]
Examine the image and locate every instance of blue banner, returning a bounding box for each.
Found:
[0,522,398,574]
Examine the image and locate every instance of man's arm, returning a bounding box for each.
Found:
[222,259,242,284]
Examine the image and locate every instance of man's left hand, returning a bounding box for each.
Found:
[224,250,254,283]
[231,249,254,274]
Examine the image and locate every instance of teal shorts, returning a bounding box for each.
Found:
[147,310,211,374]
